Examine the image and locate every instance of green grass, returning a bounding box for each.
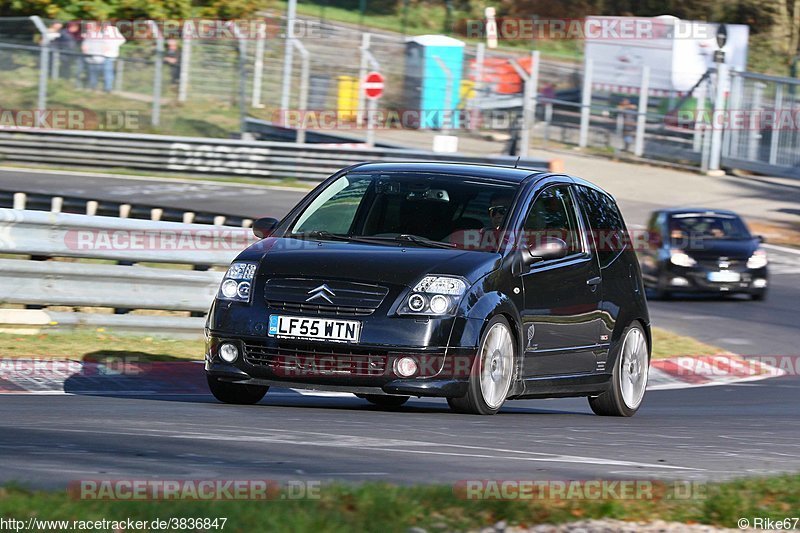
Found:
[0,331,203,361]
[0,474,798,531]
[651,326,724,359]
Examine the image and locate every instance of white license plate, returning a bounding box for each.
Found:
[708,271,741,283]
[268,315,361,343]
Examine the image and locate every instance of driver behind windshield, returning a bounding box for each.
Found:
[487,192,513,231]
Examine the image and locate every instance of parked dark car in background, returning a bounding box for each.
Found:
[205,162,651,416]
[640,208,769,300]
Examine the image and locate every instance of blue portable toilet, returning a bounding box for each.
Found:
[403,35,465,129]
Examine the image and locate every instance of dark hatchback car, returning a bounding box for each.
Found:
[640,208,768,300]
[205,162,651,416]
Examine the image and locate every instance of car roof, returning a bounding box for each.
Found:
[657,207,743,217]
[348,161,546,183]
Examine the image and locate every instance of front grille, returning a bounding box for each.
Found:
[269,301,375,317]
[697,259,745,269]
[244,341,389,377]
[265,278,389,316]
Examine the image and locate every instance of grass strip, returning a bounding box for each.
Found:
[0,475,798,532]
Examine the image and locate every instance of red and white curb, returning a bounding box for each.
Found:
[0,355,787,396]
[648,354,786,390]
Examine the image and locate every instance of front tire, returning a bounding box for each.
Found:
[588,323,649,417]
[448,315,516,415]
[207,375,268,405]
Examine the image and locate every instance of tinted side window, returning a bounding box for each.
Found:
[523,185,582,256]
[576,186,627,268]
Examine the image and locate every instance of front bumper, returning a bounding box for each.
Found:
[206,360,470,397]
[661,264,768,293]
[205,306,484,397]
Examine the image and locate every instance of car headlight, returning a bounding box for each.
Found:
[746,248,768,269]
[670,250,697,268]
[217,262,257,302]
[399,275,468,316]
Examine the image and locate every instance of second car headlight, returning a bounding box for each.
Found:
[746,248,768,269]
[217,262,257,302]
[399,275,467,316]
[670,250,697,267]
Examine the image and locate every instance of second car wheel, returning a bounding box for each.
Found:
[207,375,268,405]
[448,315,516,415]
[588,323,649,417]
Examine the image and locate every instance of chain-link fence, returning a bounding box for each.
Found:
[722,71,800,177]
[2,14,799,177]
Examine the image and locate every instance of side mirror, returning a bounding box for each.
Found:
[523,237,569,265]
[252,217,279,239]
[756,235,766,243]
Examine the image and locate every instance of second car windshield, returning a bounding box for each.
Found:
[669,213,752,240]
[289,172,519,251]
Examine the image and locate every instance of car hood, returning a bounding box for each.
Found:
[238,237,503,287]
[683,238,759,260]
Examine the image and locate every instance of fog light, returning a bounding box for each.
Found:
[393,357,418,377]
[429,294,449,314]
[408,293,426,312]
[753,278,768,288]
[219,343,239,363]
[221,279,239,299]
[670,276,689,287]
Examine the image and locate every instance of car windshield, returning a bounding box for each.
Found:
[289,172,519,251]
[668,213,752,240]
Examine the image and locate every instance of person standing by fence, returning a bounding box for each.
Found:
[81,21,126,93]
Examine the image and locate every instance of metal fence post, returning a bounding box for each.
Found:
[510,50,539,157]
[692,81,706,152]
[724,72,742,159]
[178,21,192,102]
[149,21,164,127]
[30,16,49,126]
[634,66,649,157]
[708,63,728,172]
[526,50,540,156]
[280,0,298,125]
[51,50,60,79]
[366,96,377,147]
[578,59,593,148]
[357,33,371,128]
[747,82,764,161]
[294,40,311,144]
[700,123,711,173]
[769,83,783,165]
[233,23,248,135]
[252,21,266,108]
[469,43,485,131]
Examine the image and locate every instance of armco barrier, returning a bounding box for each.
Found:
[0,208,240,336]
[0,128,557,181]
[0,208,245,265]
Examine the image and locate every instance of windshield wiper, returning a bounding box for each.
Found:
[295,230,353,242]
[393,234,457,249]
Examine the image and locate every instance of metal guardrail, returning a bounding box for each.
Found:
[0,208,241,336]
[0,258,222,311]
[0,208,246,264]
[0,128,556,181]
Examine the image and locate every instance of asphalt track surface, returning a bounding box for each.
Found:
[1,166,799,487]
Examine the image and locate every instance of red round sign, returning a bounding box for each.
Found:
[363,71,384,99]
